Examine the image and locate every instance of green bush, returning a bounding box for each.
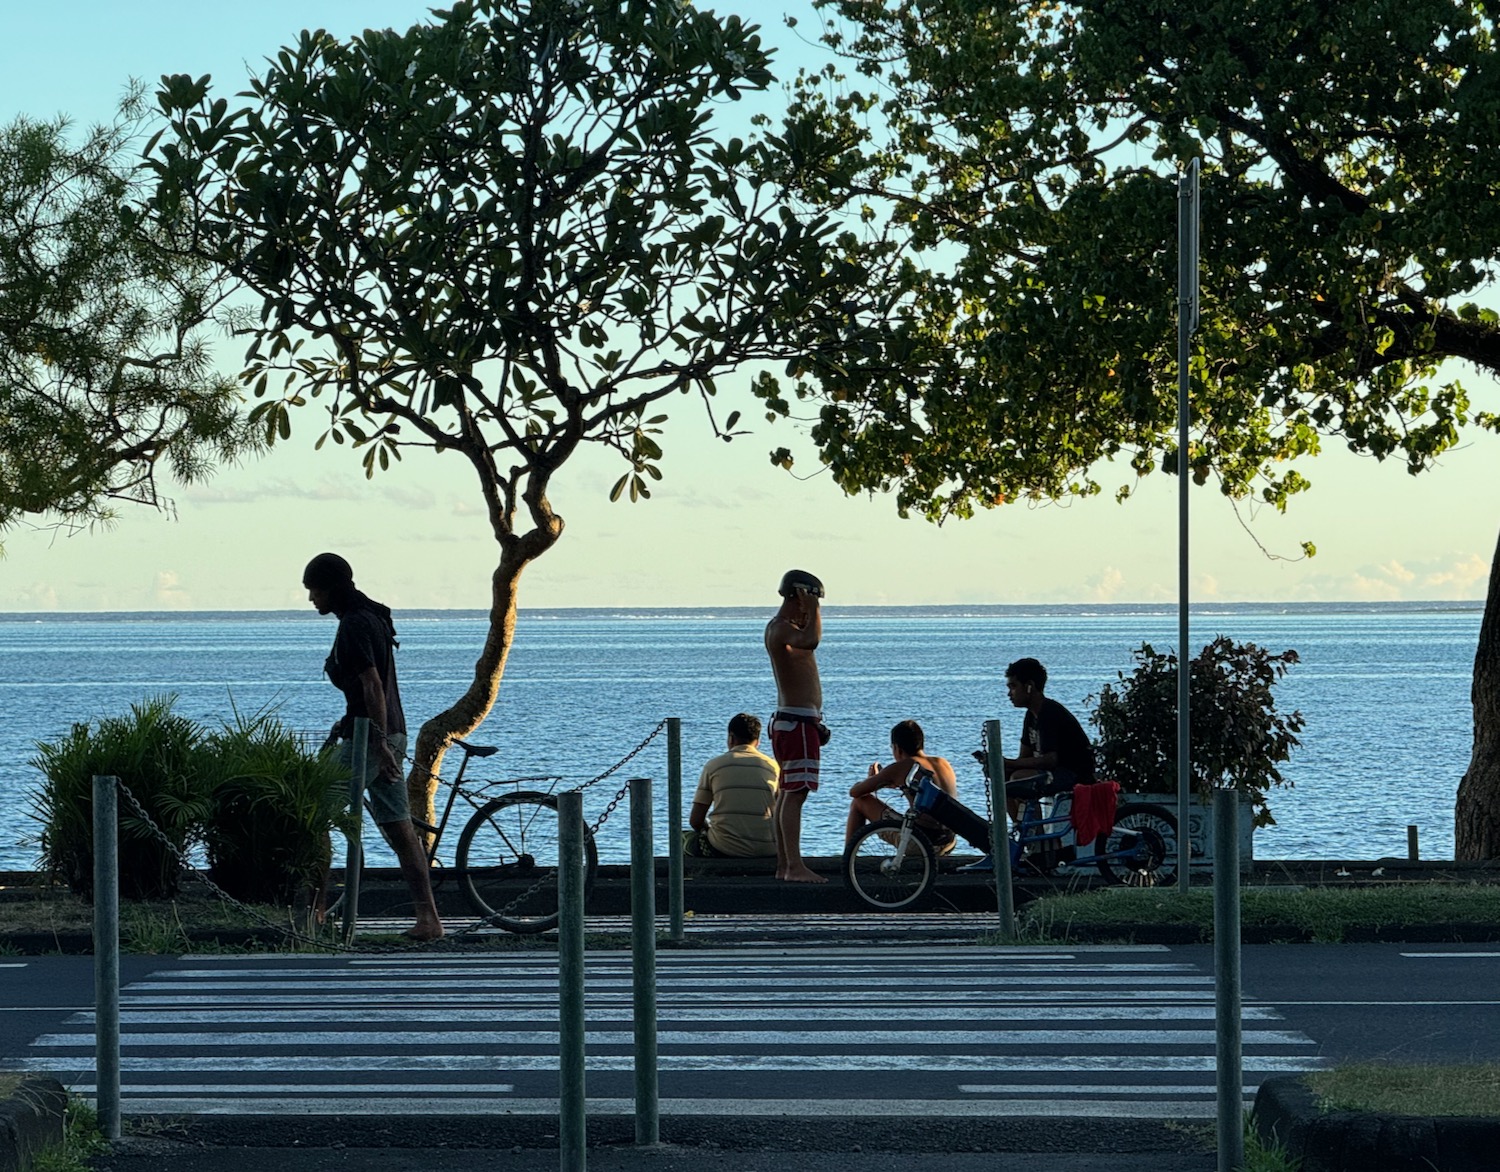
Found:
[201,708,353,906]
[28,695,209,900]
[1089,637,1304,827]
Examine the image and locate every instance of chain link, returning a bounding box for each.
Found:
[106,718,671,953]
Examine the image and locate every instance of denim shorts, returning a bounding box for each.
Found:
[336,733,411,825]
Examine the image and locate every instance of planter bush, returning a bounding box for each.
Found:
[28,695,209,900]
[1089,637,1304,827]
[201,709,353,906]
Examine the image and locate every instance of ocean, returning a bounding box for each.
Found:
[0,602,1482,870]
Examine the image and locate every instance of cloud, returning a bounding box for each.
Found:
[8,582,59,609]
[1378,560,1417,584]
[186,477,362,504]
[1085,567,1126,602]
[1424,553,1491,592]
[154,571,191,609]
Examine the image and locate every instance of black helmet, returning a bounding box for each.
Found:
[778,569,825,599]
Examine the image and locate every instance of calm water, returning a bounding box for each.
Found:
[0,603,1481,868]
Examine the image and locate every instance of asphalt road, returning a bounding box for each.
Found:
[2,940,1495,1169]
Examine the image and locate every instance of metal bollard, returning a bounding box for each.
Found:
[667,719,684,943]
[92,775,121,1140]
[982,720,1016,942]
[1408,824,1419,862]
[1213,786,1244,1172]
[558,789,587,1172]
[629,777,660,1145]
[341,717,370,945]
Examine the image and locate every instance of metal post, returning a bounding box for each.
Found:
[1408,824,1419,861]
[341,716,369,944]
[667,718,684,943]
[1177,158,1200,893]
[982,720,1015,942]
[1213,786,1244,1172]
[558,789,587,1172]
[91,775,120,1141]
[628,777,660,1145]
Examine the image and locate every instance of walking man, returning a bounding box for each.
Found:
[303,553,444,941]
[765,569,828,883]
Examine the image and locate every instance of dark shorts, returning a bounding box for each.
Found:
[335,733,411,825]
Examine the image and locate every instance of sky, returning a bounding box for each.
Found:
[0,1,1495,612]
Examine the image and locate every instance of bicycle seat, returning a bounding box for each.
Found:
[454,738,499,758]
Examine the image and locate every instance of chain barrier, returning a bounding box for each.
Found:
[107,718,672,955]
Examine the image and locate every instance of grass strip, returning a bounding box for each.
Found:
[1306,1063,1500,1117]
[1018,882,1500,943]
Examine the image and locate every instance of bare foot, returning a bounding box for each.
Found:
[403,922,445,942]
[779,865,828,884]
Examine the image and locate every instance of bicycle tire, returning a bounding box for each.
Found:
[456,791,598,933]
[1095,803,1179,888]
[842,818,938,911]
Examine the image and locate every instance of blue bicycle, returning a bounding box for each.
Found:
[841,765,1180,911]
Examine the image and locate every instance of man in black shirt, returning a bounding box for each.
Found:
[304,553,443,942]
[1003,656,1096,796]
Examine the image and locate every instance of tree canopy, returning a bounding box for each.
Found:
[0,96,257,546]
[770,0,1500,522]
[150,0,871,806]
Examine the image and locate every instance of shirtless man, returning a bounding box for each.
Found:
[765,569,828,883]
[846,720,959,855]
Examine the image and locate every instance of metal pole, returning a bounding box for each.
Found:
[1213,786,1244,1172]
[91,775,120,1141]
[628,777,660,1145]
[1408,824,1419,861]
[982,720,1015,941]
[558,789,587,1172]
[667,718,684,943]
[1177,158,1200,893]
[341,716,369,944]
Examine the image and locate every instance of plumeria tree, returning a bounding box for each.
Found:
[150,0,879,817]
[766,0,1500,855]
[0,94,256,546]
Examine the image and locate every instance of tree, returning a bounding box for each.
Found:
[768,0,1500,854]
[150,0,870,817]
[0,94,258,545]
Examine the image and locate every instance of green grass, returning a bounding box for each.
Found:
[1012,882,1500,944]
[29,1095,110,1172]
[1306,1063,1500,1117]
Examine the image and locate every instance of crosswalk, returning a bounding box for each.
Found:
[3,944,1326,1118]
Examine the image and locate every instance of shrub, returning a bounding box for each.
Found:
[200,708,353,906]
[1089,637,1304,827]
[28,695,209,900]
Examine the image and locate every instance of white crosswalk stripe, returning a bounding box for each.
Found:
[2,943,1326,1118]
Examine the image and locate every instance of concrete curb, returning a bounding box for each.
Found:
[0,1077,65,1172]
[1254,1075,1500,1172]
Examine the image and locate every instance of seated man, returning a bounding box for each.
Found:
[845,720,960,855]
[1001,655,1097,814]
[684,713,779,859]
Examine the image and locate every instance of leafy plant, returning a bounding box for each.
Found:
[28,694,208,899]
[200,706,353,907]
[1090,638,1304,826]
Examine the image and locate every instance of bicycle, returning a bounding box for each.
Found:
[329,737,599,934]
[841,764,1179,911]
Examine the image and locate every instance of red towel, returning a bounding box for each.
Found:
[1070,780,1120,844]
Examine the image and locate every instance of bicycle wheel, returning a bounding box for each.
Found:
[842,818,938,911]
[1095,803,1179,888]
[456,792,598,933]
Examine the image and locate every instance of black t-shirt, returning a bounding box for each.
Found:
[1021,697,1095,784]
[326,604,406,736]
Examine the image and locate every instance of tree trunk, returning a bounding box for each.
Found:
[406,532,558,828]
[1455,524,1500,859]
